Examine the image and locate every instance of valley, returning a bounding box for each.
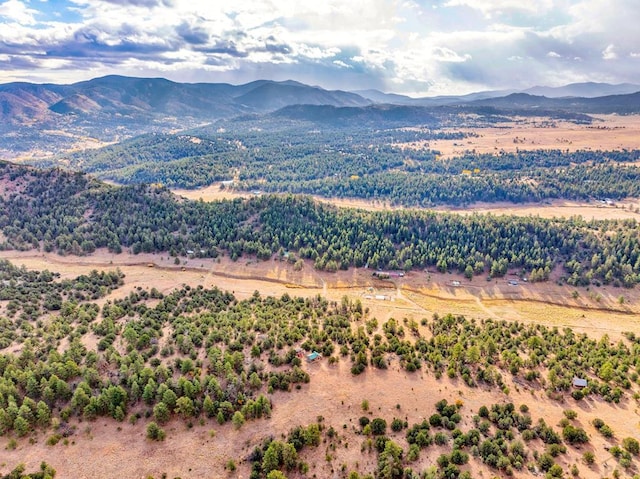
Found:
[0,76,639,479]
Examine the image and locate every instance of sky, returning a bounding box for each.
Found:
[0,0,639,96]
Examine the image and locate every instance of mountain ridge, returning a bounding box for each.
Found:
[0,75,371,125]
[2,75,640,158]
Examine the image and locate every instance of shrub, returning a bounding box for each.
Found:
[582,451,595,465]
[370,418,387,436]
[391,418,404,432]
[622,437,639,455]
[562,425,589,444]
[146,422,166,441]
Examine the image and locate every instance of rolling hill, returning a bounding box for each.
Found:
[0,75,370,125]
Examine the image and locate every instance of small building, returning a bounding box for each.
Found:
[572,377,587,388]
[372,271,390,279]
[306,351,322,363]
[373,271,404,279]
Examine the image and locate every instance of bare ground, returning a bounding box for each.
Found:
[0,251,639,478]
[1,347,638,479]
[1,249,638,339]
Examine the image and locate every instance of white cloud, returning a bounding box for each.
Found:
[602,44,617,60]
[0,0,638,95]
[443,0,555,18]
[0,0,37,24]
[431,47,471,63]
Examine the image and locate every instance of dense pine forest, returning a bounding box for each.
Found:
[30,119,640,207]
[1,162,640,287]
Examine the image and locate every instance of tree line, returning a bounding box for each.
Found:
[1,162,640,286]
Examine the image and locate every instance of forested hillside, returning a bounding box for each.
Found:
[1,162,640,287]
[35,119,640,206]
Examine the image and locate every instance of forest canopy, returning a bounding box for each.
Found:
[1,162,639,287]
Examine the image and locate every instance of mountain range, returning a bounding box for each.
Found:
[0,75,371,125]
[2,76,640,127]
[356,82,640,105]
[1,75,640,158]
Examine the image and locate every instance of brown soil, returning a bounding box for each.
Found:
[2,249,638,339]
[1,348,638,479]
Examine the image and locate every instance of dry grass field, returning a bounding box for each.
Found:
[0,248,639,478]
[2,249,638,340]
[3,358,639,479]
[408,114,640,158]
[176,183,640,221]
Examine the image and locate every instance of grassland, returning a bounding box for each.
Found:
[0,249,639,478]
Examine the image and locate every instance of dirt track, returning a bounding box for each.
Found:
[2,249,639,340]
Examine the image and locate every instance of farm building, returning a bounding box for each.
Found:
[372,271,405,279]
[572,377,587,388]
[306,351,322,363]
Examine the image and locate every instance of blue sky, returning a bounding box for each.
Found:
[0,0,638,95]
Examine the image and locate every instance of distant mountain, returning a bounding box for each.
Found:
[353,88,517,106]
[0,82,69,123]
[236,82,370,110]
[356,82,640,106]
[272,104,438,126]
[0,75,371,126]
[353,89,418,105]
[3,76,639,129]
[470,91,640,114]
[3,75,640,158]
[523,82,640,98]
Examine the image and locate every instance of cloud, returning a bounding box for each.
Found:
[0,0,638,95]
[602,44,617,60]
[84,0,174,7]
[431,47,471,63]
[0,0,37,24]
[442,0,555,20]
[176,22,209,45]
